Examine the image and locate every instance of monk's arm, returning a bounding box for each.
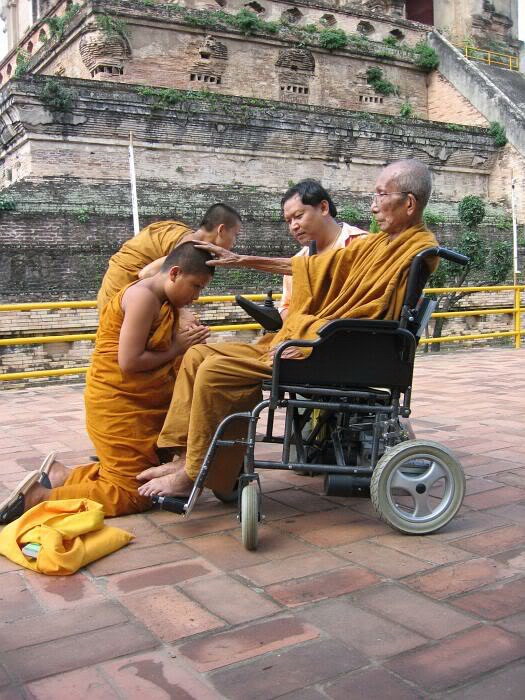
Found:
[193,241,292,275]
[138,256,167,279]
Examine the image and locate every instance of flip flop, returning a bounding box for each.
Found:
[0,471,41,525]
[37,452,57,489]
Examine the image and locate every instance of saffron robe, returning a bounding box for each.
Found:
[48,287,177,516]
[97,220,191,312]
[158,225,438,487]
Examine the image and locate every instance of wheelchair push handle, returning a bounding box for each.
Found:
[436,247,469,266]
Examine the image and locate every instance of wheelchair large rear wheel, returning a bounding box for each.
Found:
[371,440,465,534]
[241,484,260,551]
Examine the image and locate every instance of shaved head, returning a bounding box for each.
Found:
[382,159,432,210]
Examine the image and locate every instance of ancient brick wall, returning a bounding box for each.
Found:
[427,72,489,127]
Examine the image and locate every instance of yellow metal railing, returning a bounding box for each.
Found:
[455,44,519,71]
[1,286,524,382]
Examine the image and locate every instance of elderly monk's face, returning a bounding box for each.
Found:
[371,170,415,236]
[283,194,330,246]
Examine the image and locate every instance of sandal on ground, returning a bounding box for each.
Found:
[0,471,41,525]
[37,451,57,489]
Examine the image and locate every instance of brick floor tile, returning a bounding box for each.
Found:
[277,688,325,700]
[302,598,426,657]
[230,527,315,560]
[455,525,525,556]
[465,476,504,495]
[0,601,129,652]
[261,497,304,521]
[87,541,194,576]
[297,518,391,547]
[0,667,10,690]
[0,558,22,574]
[268,488,336,513]
[404,558,518,599]
[0,687,24,700]
[178,573,281,624]
[331,540,433,578]
[445,663,525,700]
[323,667,423,700]
[268,508,360,536]
[429,509,510,541]
[494,470,525,489]
[355,582,477,639]
[162,513,240,539]
[22,570,104,610]
[3,622,158,683]
[25,668,119,700]
[373,533,469,565]
[101,650,222,700]
[466,459,520,477]
[178,616,320,671]
[0,572,41,622]
[386,626,525,692]
[451,578,525,620]
[184,533,270,570]
[464,486,525,510]
[265,565,379,607]
[498,611,525,636]
[105,558,218,595]
[484,503,525,524]
[209,639,366,700]
[119,586,224,642]
[105,514,173,546]
[236,551,345,586]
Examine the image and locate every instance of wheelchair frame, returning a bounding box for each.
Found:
[155,246,469,550]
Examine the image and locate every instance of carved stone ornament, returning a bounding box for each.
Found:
[79,28,131,76]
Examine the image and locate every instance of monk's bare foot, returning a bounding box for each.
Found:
[138,469,194,498]
[136,454,185,483]
[24,482,52,510]
[44,460,70,488]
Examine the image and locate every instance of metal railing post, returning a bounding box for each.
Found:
[515,286,522,349]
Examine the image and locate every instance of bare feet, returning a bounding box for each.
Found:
[138,468,194,498]
[136,453,186,483]
[43,460,70,488]
[24,460,70,510]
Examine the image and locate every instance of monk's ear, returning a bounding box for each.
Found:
[406,193,418,215]
[168,265,181,281]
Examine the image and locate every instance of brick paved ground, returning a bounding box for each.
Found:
[0,347,524,699]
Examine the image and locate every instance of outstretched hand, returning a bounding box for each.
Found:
[191,240,243,267]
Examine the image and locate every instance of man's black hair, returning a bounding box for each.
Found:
[161,242,215,276]
[281,179,337,218]
[200,203,242,232]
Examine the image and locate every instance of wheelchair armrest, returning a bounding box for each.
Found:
[316,319,399,337]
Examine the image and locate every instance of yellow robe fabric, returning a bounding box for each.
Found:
[158,225,438,486]
[97,220,191,312]
[0,499,133,576]
[49,286,177,516]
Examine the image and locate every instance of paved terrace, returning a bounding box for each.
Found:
[0,347,524,699]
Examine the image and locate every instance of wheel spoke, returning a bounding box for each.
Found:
[390,469,418,494]
[412,491,434,518]
[420,460,448,489]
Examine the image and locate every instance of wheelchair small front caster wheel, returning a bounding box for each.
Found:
[240,483,260,551]
[371,439,465,534]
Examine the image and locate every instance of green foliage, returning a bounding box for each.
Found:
[302,24,319,34]
[487,240,513,283]
[0,197,16,212]
[423,209,445,227]
[369,215,380,233]
[45,3,80,41]
[412,41,439,71]
[366,66,399,96]
[458,195,486,229]
[95,14,129,38]
[136,86,278,117]
[339,204,364,224]
[382,35,399,48]
[494,214,513,230]
[39,78,74,112]
[73,207,90,224]
[399,100,413,118]
[318,28,348,51]
[14,50,30,78]
[445,123,463,131]
[488,121,507,147]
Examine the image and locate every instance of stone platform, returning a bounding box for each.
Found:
[0,347,524,699]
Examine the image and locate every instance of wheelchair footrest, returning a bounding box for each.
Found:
[324,474,371,498]
[152,495,187,514]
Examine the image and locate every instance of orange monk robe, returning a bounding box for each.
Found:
[48,286,177,516]
[97,220,192,312]
[157,224,438,490]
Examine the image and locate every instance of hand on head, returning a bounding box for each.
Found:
[190,240,242,267]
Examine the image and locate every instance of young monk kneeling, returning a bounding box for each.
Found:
[1,243,213,522]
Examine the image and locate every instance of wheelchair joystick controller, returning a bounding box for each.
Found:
[235,288,283,332]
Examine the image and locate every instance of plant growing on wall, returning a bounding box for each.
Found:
[399,100,413,118]
[0,197,16,211]
[427,195,512,351]
[95,14,129,38]
[14,50,30,78]
[366,66,399,96]
[339,204,364,225]
[411,41,439,71]
[318,28,348,51]
[39,78,74,113]
[488,121,507,147]
[45,3,80,41]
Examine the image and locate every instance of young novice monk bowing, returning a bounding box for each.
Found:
[1,243,214,522]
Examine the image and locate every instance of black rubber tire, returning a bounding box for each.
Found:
[370,439,465,534]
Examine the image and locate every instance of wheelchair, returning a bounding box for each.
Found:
[154,246,469,550]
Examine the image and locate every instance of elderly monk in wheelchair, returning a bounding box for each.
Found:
[137,159,440,502]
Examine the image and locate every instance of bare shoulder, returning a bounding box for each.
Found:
[121,282,160,315]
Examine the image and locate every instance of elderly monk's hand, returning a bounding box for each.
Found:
[191,240,243,267]
[172,324,210,356]
[268,345,306,362]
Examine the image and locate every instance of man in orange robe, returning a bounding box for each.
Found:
[1,244,214,522]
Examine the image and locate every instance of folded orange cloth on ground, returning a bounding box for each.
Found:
[0,499,133,575]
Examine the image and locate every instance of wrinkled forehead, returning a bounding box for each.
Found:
[375,166,400,192]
